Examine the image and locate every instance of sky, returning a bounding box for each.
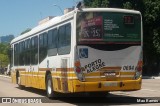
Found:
[0,0,81,37]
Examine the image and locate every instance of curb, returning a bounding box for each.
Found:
[153,77,160,79]
[0,75,11,79]
[142,76,160,79]
[142,76,154,79]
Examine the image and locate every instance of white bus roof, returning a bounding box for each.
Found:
[79,8,141,14]
[11,8,141,45]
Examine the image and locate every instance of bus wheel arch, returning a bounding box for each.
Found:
[45,71,51,84]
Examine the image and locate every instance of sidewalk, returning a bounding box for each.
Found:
[0,74,11,78]
[153,76,160,79]
[142,76,160,79]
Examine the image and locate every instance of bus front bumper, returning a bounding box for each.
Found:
[73,77,142,92]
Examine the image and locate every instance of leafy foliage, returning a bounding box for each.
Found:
[0,43,10,67]
[84,0,109,8]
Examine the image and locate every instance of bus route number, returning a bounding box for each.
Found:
[123,65,135,71]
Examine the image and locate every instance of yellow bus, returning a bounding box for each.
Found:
[10,7,143,98]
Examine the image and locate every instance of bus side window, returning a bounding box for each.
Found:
[48,30,53,49]
[31,37,35,65]
[25,39,31,65]
[31,36,38,65]
[48,28,58,56]
[34,36,38,64]
[14,43,19,66]
[39,33,48,63]
[58,23,71,55]
[19,41,25,66]
[66,24,71,46]
[43,33,48,47]
[10,47,13,67]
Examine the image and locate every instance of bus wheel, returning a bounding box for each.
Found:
[46,74,56,98]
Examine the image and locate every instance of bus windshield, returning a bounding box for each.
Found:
[76,12,141,44]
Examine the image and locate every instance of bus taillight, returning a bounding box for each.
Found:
[76,67,81,73]
[74,61,85,81]
[134,60,143,80]
[137,66,142,72]
[137,61,143,72]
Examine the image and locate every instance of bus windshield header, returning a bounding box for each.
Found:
[76,12,141,44]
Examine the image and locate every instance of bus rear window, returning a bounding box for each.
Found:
[76,12,141,44]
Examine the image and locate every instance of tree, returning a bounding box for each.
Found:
[84,0,109,8]
[0,43,10,67]
[142,0,160,75]
[0,35,14,43]
[83,0,143,10]
[0,43,9,54]
[0,54,9,67]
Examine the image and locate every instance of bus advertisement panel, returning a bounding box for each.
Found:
[77,12,141,44]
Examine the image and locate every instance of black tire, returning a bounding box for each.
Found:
[46,74,56,98]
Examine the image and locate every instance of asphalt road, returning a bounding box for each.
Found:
[0,76,159,106]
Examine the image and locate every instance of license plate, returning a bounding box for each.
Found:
[104,82,118,87]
